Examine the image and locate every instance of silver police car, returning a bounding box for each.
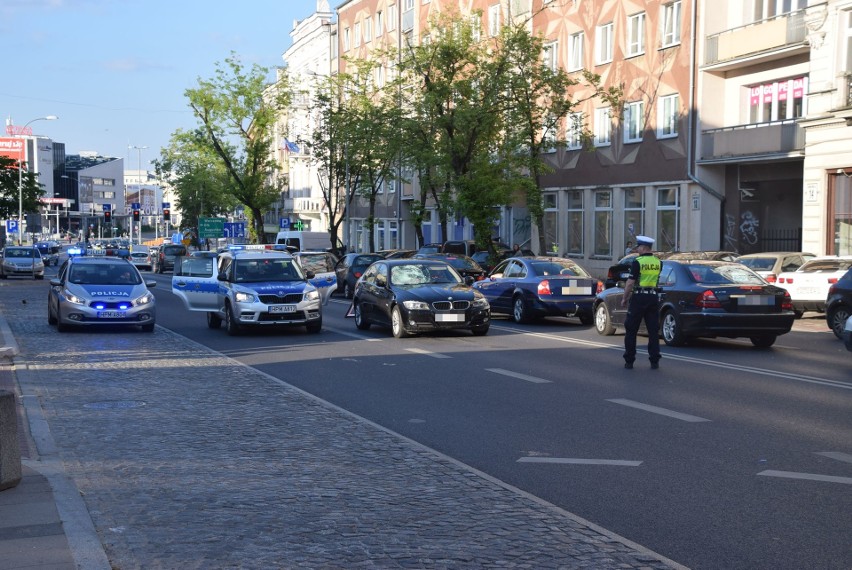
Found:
[48,257,157,332]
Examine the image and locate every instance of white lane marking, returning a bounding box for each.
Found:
[405,347,452,359]
[323,325,383,341]
[607,398,711,423]
[486,368,551,384]
[757,470,852,485]
[492,324,852,391]
[816,452,852,464]
[518,457,642,466]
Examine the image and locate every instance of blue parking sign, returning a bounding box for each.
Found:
[6,220,19,233]
[279,217,290,230]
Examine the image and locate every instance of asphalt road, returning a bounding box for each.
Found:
[131,267,852,570]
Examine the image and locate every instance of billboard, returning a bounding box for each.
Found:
[0,137,25,164]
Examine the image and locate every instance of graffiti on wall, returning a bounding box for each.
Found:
[725,211,762,251]
[740,211,760,245]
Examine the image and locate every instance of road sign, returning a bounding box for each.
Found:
[223,222,246,238]
[102,204,111,212]
[6,220,18,234]
[162,202,170,209]
[279,217,290,230]
[198,217,224,239]
[132,202,141,210]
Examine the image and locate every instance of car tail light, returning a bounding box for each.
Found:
[828,277,839,284]
[354,271,362,278]
[828,285,837,295]
[781,277,793,284]
[781,290,793,311]
[538,280,552,296]
[696,290,722,308]
[765,274,777,283]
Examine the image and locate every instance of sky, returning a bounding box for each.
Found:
[0,0,319,170]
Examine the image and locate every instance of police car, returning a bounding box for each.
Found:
[47,256,156,332]
[171,246,323,335]
[291,251,338,305]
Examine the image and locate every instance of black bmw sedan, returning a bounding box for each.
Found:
[352,259,491,338]
[593,260,795,347]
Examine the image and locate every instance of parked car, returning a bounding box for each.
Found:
[47,256,156,332]
[154,243,188,273]
[334,253,384,298]
[473,256,602,324]
[35,241,61,266]
[0,246,45,280]
[377,249,417,259]
[352,258,491,338]
[415,253,487,281]
[776,256,852,317]
[825,267,852,339]
[593,260,795,347]
[416,243,443,255]
[665,251,740,262]
[603,251,671,289]
[735,251,816,283]
[171,248,323,335]
[471,248,534,273]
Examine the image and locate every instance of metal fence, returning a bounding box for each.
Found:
[760,228,802,251]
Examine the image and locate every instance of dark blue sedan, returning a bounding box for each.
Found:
[473,257,602,324]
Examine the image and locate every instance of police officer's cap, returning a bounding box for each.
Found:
[635,236,655,248]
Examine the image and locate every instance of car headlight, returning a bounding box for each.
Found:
[2,261,13,268]
[402,300,430,310]
[63,289,87,305]
[234,291,256,303]
[304,289,320,302]
[472,296,490,309]
[134,292,154,306]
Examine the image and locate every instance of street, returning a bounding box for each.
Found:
[5,264,852,569]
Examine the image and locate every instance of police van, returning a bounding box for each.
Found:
[171,246,323,335]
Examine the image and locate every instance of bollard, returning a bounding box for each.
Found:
[0,390,22,490]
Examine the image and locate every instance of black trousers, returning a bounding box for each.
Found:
[623,293,661,364]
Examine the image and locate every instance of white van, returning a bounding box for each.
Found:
[275,231,339,253]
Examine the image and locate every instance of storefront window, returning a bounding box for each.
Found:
[656,187,680,251]
[624,188,644,251]
[594,190,613,256]
[543,193,558,254]
[833,174,852,255]
[566,190,583,254]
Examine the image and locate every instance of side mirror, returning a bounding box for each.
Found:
[305,270,315,280]
[49,278,61,287]
[464,276,474,285]
[145,280,157,288]
[217,272,228,281]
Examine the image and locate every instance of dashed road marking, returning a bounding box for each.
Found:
[607,398,711,423]
[816,451,852,464]
[405,347,452,359]
[486,368,551,384]
[518,457,642,466]
[757,470,852,485]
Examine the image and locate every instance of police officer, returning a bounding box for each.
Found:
[620,236,662,369]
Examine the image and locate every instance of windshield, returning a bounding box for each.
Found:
[69,263,141,285]
[4,248,38,258]
[799,259,852,272]
[738,257,775,271]
[235,258,303,282]
[391,263,461,286]
[298,255,334,273]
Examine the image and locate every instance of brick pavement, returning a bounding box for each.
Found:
[0,278,686,569]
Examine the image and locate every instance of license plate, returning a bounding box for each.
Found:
[435,313,464,322]
[269,305,296,313]
[797,287,818,295]
[736,295,774,306]
[98,311,126,319]
[561,286,592,295]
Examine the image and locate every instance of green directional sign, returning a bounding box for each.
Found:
[198,217,224,239]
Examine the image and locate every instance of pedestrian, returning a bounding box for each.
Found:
[620,235,662,370]
[512,243,521,256]
[625,240,634,255]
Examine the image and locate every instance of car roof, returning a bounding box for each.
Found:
[383,258,454,266]
[737,251,815,257]
[68,256,132,265]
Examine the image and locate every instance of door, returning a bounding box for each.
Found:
[171,256,220,311]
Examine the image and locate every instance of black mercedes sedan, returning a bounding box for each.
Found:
[352,259,491,338]
[593,260,795,348]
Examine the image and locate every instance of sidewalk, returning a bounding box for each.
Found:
[0,279,687,569]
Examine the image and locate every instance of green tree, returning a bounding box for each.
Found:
[0,156,44,220]
[184,53,292,243]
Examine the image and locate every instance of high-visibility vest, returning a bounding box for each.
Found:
[637,255,662,288]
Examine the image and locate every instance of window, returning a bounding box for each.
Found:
[364,18,372,43]
[595,23,613,64]
[627,12,645,57]
[624,188,644,250]
[343,27,350,51]
[830,173,852,255]
[489,4,501,37]
[624,101,644,143]
[594,107,611,146]
[566,190,584,254]
[658,94,679,138]
[566,113,583,150]
[748,77,808,123]
[594,190,613,256]
[471,14,482,42]
[354,22,361,48]
[753,0,806,21]
[376,11,383,36]
[388,4,397,31]
[542,114,557,154]
[656,187,680,251]
[542,41,558,71]
[845,10,852,73]
[661,1,682,47]
[543,193,559,254]
[568,31,584,71]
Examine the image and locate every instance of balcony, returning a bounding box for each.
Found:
[699,120,804,163]
[704,10,807,71]
[402,8,414,32]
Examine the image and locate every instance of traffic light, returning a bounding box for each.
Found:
[163,208,170,221]
[132,210,140,222]
[104,210,112,223]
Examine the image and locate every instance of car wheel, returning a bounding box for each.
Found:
[578,311,594,326]
[827,306,850,340]
[594,303,616,336]
[793,309,804,319]
[354,303,370,330]
[512,295,531,324]
[207,312,222,329]
[471,324,489,336]
[47,299,57,325]
[391,306,409,338]
[141,322,155,333]
[661,310,687,346]
[344,280,354,299]
[306,319,322,334]
[35,274,44,280]
[225,303,241,336]
[750,334,776,348]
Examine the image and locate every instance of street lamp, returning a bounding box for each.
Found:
[17,115,58,244]
[129,145,147,244]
